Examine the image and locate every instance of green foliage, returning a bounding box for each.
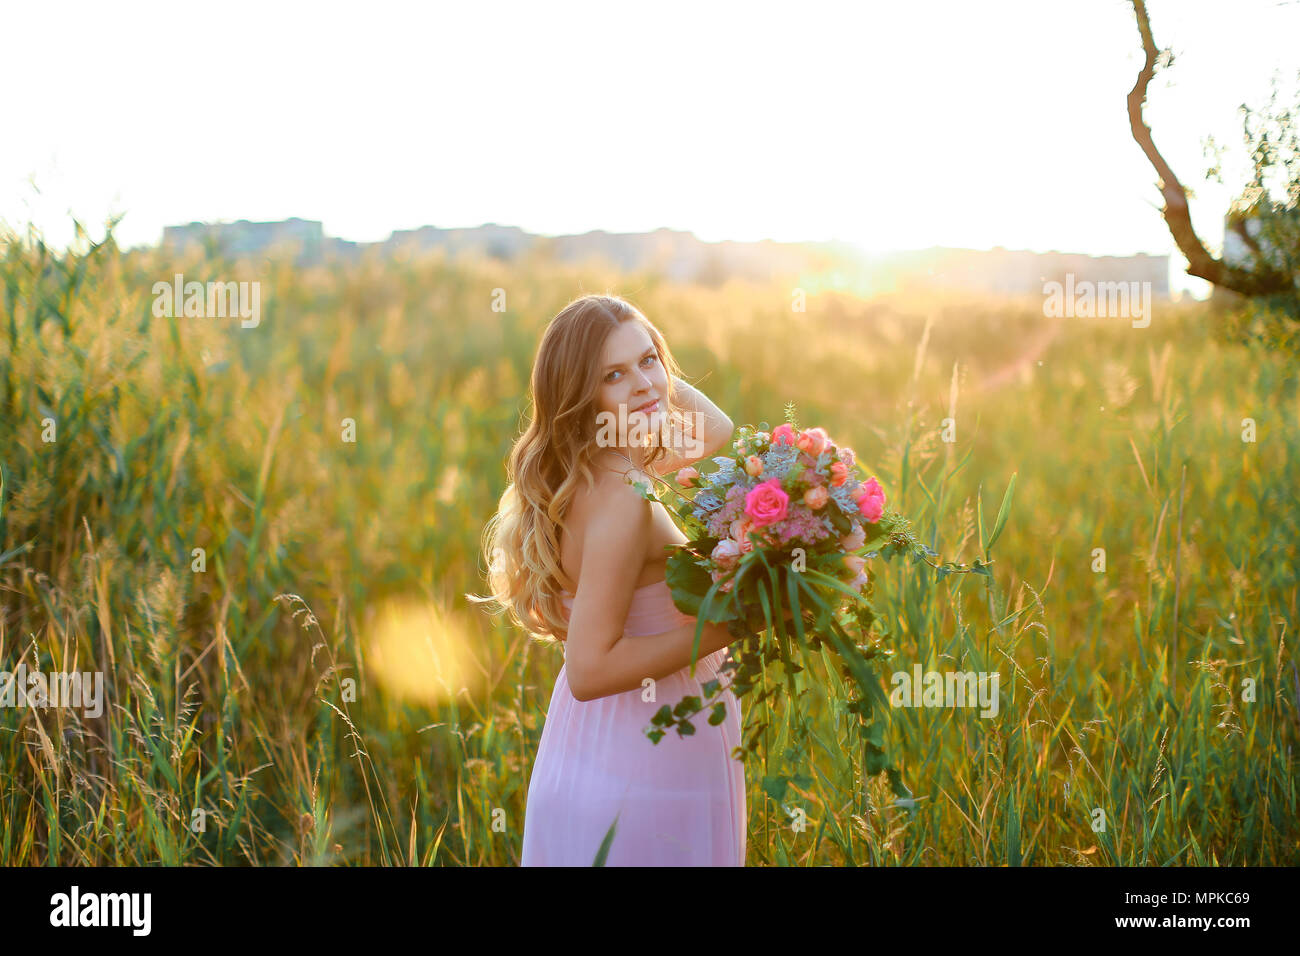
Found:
[1204,70,1300,354]
[592,813,618,866]
[1,216,1296,866]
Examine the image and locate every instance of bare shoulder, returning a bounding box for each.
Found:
[583,457,653,540]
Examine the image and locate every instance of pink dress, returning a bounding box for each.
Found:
[520,578,746,866]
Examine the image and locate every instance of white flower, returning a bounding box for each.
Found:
[711,538,743,570]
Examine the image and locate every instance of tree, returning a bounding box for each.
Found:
[1127,0,1300,349]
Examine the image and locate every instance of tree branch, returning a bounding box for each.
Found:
[1127,0,1293,296]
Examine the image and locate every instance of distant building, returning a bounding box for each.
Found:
[386,223,531,260]
[156,218,1171,295]
[1222,207,1297,271]
[871,246,1168,297]
[163,217,325,264]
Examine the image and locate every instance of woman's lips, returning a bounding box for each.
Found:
[634,400,659,413]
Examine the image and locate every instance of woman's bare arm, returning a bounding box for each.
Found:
[573,618,741,702]
[564,474,747,702]
[648,375,734,477]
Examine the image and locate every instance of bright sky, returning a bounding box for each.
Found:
[5,0,1298,296]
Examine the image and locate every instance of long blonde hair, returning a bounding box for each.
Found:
[466,294,687,646]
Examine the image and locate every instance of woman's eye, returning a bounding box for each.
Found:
[606,355,656,383]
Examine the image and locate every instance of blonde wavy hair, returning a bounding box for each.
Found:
[466,294,687,646]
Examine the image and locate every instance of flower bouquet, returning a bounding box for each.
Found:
[625,403,994,804]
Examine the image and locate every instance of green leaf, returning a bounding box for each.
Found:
[761,774,790,802]
[664,548,715,617]
[983,472,1017,554]
[798,568,865,606]
[887,768,914,803]
[593,813,619,866]
[672,695,702,717]
[864,742,888,774]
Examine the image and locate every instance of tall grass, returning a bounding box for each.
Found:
[1,219,1296,865]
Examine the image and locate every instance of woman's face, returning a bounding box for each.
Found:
[594,320,669,450]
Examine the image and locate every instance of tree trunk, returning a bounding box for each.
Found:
[1127,0,1294,297]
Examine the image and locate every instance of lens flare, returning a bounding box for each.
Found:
[363,597,481,705]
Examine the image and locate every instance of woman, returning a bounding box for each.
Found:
[469,293,751,866]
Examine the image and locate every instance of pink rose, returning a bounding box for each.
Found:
[842,554,867,576]
[830,461,849,487]
[795,426,829,457]
[676,465,699,487]
[770,424,798,447]
[744,479,790,528]
[855,476,885,524]
[803,486,829,510]
[847,570,869,593]
[744,455,764,477]
[711,538,742,570]
[710,569,736,593]
[840,522,865,550]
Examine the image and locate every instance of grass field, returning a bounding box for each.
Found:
[1,221,1296,865]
